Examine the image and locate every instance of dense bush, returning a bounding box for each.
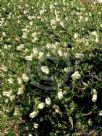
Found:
[0,0,102,135]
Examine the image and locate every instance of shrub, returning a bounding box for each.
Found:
[1,0,102,135]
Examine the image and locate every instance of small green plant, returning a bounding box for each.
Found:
[1,0,102,135]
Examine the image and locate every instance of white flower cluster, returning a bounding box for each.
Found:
[57,90,63,100]
[17,85,24,95]
[99,110,102,116]
[16,44,24,51]
[74,33,79,39]
[16,73,29,95]
[91,89,97,102]
[0,65,8,72]
[3,90,12,98]
[75,53,84,59]
[8,78,14,84]
[29,97,52,119]
[71,71,81,80]
[33,123,39,129]
[1,1,102,134]
[38,102,45,109]
[25,53,34,61]
[24,47,44,61]
[45,97,51,105]
[41,66,50,75]
[91,31,99,43]
[28,134,33,136]
[29,111,39,118]
[22,73,29,82]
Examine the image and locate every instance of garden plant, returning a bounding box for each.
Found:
[0,0,102,135]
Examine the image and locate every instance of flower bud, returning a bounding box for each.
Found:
[71,71,81,80]
[41,66,49,75]
[22,73,29,82]
[58,90,63,100]
[38,102,45,109]
[45,97,51,105]
[29,111,38,118]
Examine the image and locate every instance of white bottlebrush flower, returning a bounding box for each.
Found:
[99,110,102,116]
[8,45,11,48]
[28,16,33,20]
[46,43,51,49]
[92,94,97,102]
[91,31,99,43]
[50,4,54,10]
[52,42,59,49]
[41,66,49,74]
[98,12,101,15]
[4,44,8,49]
[22,33,27,39]
[2,32,6,37]
[10,95,15,101]
[64,67,69,72]
[33,47,38,56]
[28,134,33,136]
[25,53,33,61]
[31,32,38,42]
[16,44,24,51]
[38,51,44,59]
[29,111,38,118]
[71,71,81,80]
[56,16,60,22]
[45,97,51,105]
[95,37,99,43]
[60,21,64,27]
[82,82,88,87]
[24,48,29,53]
[58,49,63,57]
[23,10,27,14]
[0,65,7,72]
[32,37,38,43]
[17,77,22,84]
[50,19,56,26]
[3,90,12,97]
[39,9,44,15]
[31,32,37,37]
[22,73,29,82]
[85,17,88,22]
[13,107,21,116]
[58,90,63,100]
[92,89,97,94]
[79,16,83,21]
[33,123,39,129]
[91,31,97,36]
[75,53,84,59]
[8,78,14,84]
[5,99,9,104]
[17,85,24,95]
[22,28,28,32]
[74,33,78,39]
[29,21,33,26]
[54,106,61,114]
[91,89,97,102]
[38,102,45,109]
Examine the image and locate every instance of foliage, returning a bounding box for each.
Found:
[0,0,102,135]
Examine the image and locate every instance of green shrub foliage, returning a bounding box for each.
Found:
[1,0,102,135]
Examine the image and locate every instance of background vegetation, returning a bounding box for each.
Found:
[0,0,102,135]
